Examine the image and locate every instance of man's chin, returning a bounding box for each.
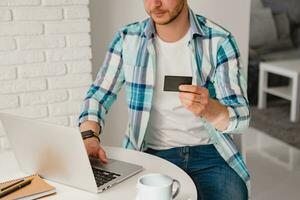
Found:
[151,17,171,25]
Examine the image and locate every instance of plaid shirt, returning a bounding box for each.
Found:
[79,9,250,189]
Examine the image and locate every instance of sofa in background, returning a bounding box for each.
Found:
[248,0,300,105]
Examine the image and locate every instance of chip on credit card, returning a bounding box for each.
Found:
[163,75,193,92]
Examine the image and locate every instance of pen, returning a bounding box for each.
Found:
[0,178,32,198]
[0,179,25,191]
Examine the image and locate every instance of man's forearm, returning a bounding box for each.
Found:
[203,99,230,132]
[79,121,101,134]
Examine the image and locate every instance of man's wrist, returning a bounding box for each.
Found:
[79,121,101,136]
[81,130,100,142]
[202,99,230,131]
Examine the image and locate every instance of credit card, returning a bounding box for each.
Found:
[163,75,193,92]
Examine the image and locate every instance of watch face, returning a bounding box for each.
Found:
[81,130,92,136]
[81,130,100,137]
[81,130,99,140]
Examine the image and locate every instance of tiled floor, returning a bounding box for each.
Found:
[244,128,300,199]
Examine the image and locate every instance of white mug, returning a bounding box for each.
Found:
[136,173,181,200]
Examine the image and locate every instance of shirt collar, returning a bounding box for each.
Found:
[188,8,205,38]
[142,8,205,39]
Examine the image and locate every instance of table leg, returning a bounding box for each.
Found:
[291,74,300,122]
[258,66,268,109]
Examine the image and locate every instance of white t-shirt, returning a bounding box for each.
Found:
[145,29,212,150]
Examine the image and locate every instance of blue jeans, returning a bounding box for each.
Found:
[145,144,248,200]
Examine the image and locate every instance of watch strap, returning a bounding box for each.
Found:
[81,130,100,142]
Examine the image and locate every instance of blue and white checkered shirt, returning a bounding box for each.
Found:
[79,9,251,189]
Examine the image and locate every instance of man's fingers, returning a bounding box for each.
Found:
[180,98,205,116]
[179,92,202,102]
[179,85,208,95]
[98,147,108,164]
[180,98,197,108]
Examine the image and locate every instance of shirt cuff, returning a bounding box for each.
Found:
[218,106,238,134]
[78,98,106,133]
[78,113,104,129]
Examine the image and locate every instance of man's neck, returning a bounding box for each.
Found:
[155,4,190,43]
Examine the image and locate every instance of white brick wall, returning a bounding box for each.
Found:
[14,8,63,21]
[0,22,44,36]
[0,0,92,152]
[0,9,12,21]
[18,36,66,49]
[0,38,17,51]
[45,20,90,34]
[64,6,89,19]
[0,0,41,7]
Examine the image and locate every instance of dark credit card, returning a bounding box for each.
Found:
[163,75,193,92]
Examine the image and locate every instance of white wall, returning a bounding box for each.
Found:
[89,0,251,146]
[0,0,93,152]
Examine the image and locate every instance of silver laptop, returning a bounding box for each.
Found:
[0,113,143,193]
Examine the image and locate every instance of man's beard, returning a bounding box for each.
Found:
[150,1,185,25]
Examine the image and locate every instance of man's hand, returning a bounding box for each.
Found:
[80,120,107,164]
[83,137,108,164]
[178,85,210,117]
[178,85,229,132]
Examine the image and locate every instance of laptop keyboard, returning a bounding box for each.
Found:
[92,167,121,187]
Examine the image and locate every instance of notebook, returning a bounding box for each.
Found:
[0,174,56,200]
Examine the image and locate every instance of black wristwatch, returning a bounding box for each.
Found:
[81,130,100,142]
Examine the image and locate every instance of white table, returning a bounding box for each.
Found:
[258,59,300,122]
[0,147,197,200]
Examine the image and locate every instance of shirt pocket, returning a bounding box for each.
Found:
[123,63,154,111]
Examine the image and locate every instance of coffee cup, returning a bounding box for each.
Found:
[136,173,180,200]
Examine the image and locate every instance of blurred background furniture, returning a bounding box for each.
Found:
[248,0,300,105]
[258,60,300,122]
[249,0,300,153]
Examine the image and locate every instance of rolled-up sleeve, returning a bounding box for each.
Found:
[214,34,250,133]
[78,31,125,130]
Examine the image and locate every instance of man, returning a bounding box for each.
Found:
[79,0,250,199]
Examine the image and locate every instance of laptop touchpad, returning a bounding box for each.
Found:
[89,157,117,168]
